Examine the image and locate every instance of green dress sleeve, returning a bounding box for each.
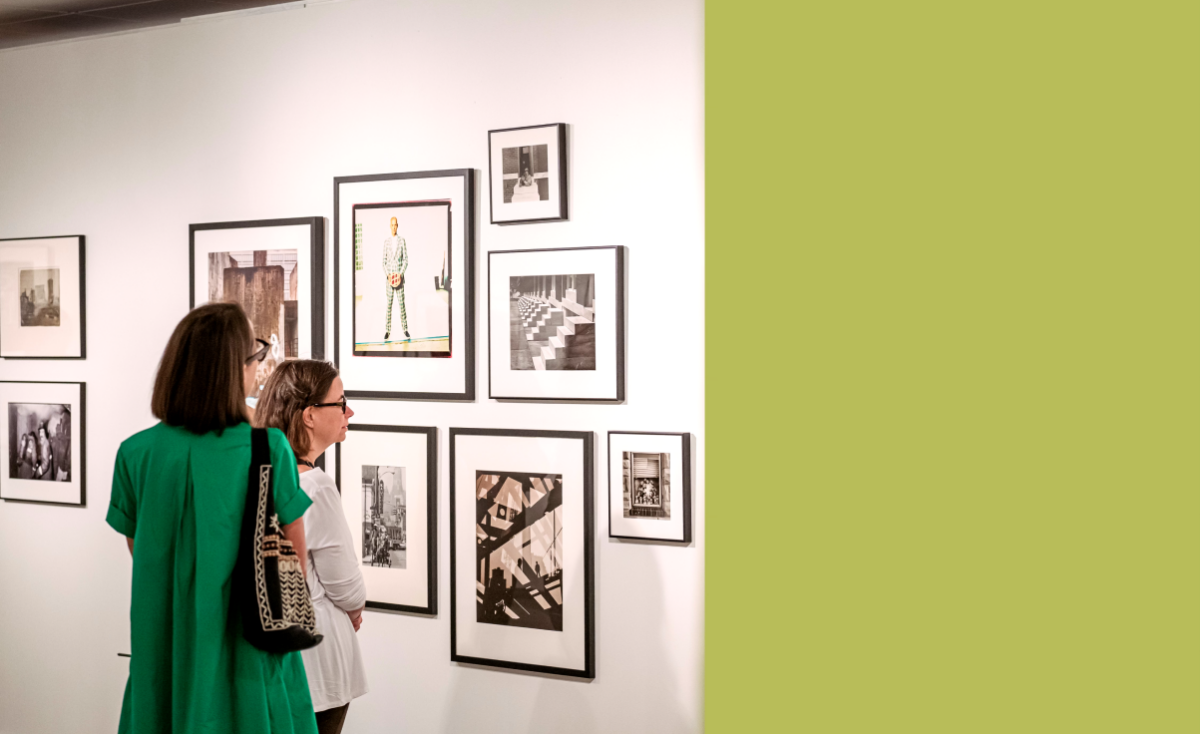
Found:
[267,427,312,525]
[106,443,137,537]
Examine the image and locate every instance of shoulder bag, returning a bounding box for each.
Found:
[235,427,323,653]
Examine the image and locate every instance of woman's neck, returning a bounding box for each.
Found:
[300,441,330,471]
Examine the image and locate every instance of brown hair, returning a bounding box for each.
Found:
[152,302,254,435]
[253,359,339,459]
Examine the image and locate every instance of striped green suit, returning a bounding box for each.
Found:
[382,235,408,337]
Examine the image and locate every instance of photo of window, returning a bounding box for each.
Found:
[623,451,669,520]
[608,432,691,543]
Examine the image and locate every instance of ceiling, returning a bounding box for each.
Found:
[0,0,300,50]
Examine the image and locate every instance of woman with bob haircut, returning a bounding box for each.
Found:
[106,302,318,734]
[255,360,367,734]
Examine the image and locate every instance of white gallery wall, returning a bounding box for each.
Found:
[0,0,703,732]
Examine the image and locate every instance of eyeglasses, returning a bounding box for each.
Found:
[309,396,348,414]
[246,338,270,365]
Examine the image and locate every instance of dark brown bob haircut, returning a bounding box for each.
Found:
[152,302,255,434]
[253,359,339,460]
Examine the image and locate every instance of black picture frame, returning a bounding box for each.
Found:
[335,423,438,616]
[0,380,86,507]
[449,427,595,679]
[188,217,326,360]
[488,123,568,225]
[334,169,476,401]
[488,245,625,402]
[0,235,86,360]
[607,431,692,544]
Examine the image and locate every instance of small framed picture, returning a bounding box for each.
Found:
[335,169,476,401]
[488,123,568,224]
[488,246,625,401]
[336,424,437,615]
[189,217,325,402]
[608,431,692,544]
[0,235,86,359]
[0,381,85,507]
[450,427,595,678]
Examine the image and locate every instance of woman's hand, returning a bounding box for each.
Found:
[347,607,364,632]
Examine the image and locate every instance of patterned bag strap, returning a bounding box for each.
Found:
[250,428,275,535]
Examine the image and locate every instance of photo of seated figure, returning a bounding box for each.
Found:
[502,144,550,203]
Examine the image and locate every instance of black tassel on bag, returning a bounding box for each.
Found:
[235,428,323,653]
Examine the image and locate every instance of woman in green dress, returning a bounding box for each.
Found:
[107,303,318,734]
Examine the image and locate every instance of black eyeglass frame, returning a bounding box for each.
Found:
[309,396,348,414]
[246,338,271,365]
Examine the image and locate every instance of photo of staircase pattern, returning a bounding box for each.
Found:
[509,273,596,371]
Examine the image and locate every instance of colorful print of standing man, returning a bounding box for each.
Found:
[382,216,409,340]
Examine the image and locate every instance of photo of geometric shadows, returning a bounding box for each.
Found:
[19,268,60,326]
[509,274,595,371]
[476,471,564,632]
[502,144,550,203]
[623,452,670,520]
[8,402,71,482]
[362,465,407,569]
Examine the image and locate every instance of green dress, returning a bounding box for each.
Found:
[107,422,317,734]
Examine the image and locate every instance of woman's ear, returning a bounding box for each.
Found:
[301,406,316,430]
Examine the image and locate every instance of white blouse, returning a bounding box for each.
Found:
[298,467,369,712]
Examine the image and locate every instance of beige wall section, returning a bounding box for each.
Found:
[0,0,704,732]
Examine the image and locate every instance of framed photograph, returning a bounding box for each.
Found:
[0,235,85,359]
[189,217,325,402]
[450,427,594,678]
[488,123,568,224]
[0,381,85,506]
[336,424,437,615]
[488,246,624,401]
[335,170,475,401]
[608,431,692,543]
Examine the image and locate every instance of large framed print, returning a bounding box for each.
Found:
[0,235,85,359]
[336,424,437,615]
[450,428,595,678]
[608,431,692,544]
[190,217,325,401]
[488,123,568,225]
[0,381,85,506]
[488,246,625,401]
[335,170,476,401]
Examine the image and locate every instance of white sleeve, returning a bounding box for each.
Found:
[307,484,368,612]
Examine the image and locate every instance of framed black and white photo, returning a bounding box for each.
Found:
[335,170,475,400]
[190,218,325,403]
[450,427,594,678]
[488,123,568,224]
[0,236,85,359]
[0,381,84,506]
[608,431,691,544]
[489,246,624,401]
[336,424,437,615]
